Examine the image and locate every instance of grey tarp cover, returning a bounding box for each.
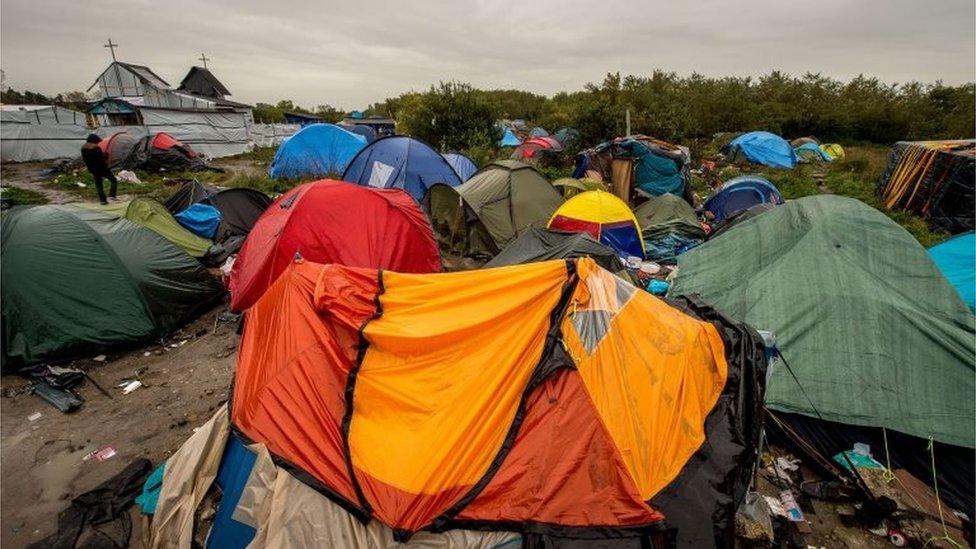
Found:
[485,227,625,273]
[670,195,975,448]
[1,105,89,162]
[1,205,223,367]
[456,160,564,249]
[150,406,520,548]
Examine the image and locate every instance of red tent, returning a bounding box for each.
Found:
[229,180,441,311]
[150,132,196,157]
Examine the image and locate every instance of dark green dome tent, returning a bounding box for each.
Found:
[2,205,224,368]
[670,195,975,513]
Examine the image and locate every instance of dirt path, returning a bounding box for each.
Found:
[0,306,237,548]
[1,161,77,204]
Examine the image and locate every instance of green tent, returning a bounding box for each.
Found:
[552,177,607,199]
[457,160,564,249]
[81,198,213,257]
[633,193,704,238]
[2,205,224,367]
[670,195,975,448]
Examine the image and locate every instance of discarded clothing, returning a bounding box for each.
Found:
[136,462,166,515]
[29,458,152,549]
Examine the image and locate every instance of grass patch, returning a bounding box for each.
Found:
[1,185,49,206]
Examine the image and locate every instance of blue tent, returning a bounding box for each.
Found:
[929,232,975,312]
[343,124,377,143]
[498,128,521,147]
[442,152,477,181]
[529,127,549,137]
[268,124,367,180]
[174,203,222,239]
[705,175,785,222]
[342,136,462,201]
[724,131,797,169]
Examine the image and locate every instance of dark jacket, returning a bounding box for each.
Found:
[81,142,110,176]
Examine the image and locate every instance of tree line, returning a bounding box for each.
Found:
[367,72,973,154]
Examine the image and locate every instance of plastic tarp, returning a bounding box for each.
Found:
[268,123,367,179]
[163,181,272,242]
[704,175,784,223]
[151,406,521,549]
[929,232,976,312]
[1,205,223,367]
[175,203,222,239]
[99,107,250,159]
[249,123,300,148]
[723,131,797,169]
[85,198,214,257]
[456,160,564,249]
[231,257,763,542]
[877,140,975,234]
[228,179,441,311]
[441,152,477,181]
[635,195,706,264]
[342,136,462,202]
[485,227,626,273]
[548,191,645,258]
[1,105,89,162]
[671,195,976,448]
[498,128,521,147]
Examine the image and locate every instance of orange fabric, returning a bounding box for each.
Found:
[234,261,380,508]
[563,260,728,499]
[230,257,730,535]
[349,262,568,529]
[457,368,663,525]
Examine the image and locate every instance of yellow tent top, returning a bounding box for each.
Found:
[548,190,645,257]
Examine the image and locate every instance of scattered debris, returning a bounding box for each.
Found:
[93,354,107,362]
[83,446,117,462]
[27,412,42,422]
[120,381,143,395]
[117,170,142,184]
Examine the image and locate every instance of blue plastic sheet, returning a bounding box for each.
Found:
[206,436,258,549]
[929,232,975,312]
[174,203,222,239]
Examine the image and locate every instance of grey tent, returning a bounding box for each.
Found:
[485,228,626,273]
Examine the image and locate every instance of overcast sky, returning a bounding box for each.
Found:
[2,0,974,109]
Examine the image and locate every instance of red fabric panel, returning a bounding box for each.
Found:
[355,472,472,532]
[150,132,182,151]
[233,261,381,507]
[229,180,441,311]
[456,369,663,526]
[549,216,602,240]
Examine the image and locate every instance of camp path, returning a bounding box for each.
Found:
[1,161,77,204]
[0,305,236,548]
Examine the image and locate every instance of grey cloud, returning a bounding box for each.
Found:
[1,0,972,109]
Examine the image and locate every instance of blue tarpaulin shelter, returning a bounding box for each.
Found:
[268,123,367,180]
[342,136,462,201]
[442,152,477,181]
[723,131,797,168]
[705,175,784,222]
[929,232,976,312]
[498,128,521,147]
[174,203,222,239]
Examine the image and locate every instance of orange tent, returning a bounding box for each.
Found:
[232,257,766,544]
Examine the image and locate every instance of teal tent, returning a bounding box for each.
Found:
[2,205,224,367]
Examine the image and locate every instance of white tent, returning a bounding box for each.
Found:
[1,105,90,162]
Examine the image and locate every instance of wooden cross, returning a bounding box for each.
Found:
[104,38,119,62]
[199,53,210,69]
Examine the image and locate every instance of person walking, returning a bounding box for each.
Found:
[81,134,118,205]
